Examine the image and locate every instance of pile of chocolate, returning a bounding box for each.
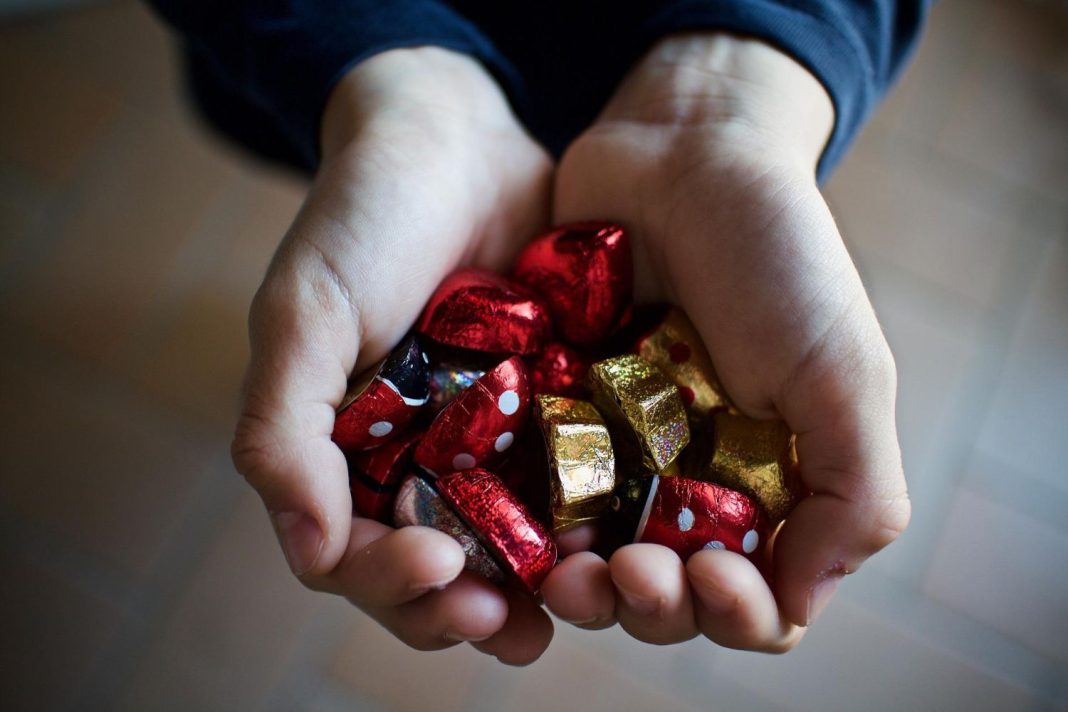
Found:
[333,223,803,595]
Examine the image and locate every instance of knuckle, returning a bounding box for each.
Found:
[231,408,288,492]
[869,493,912,552]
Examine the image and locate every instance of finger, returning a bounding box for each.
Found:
[609,544,698,645]
[542,552,617,629]
[312,520,466,606]
[556,524,599,557]
[687,549,804,653]
[774,300,911,627]
[372,572,510,651]
[471,588,555,666]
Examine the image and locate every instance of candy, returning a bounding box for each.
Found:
[428,361,485,413]
[636,307,732,423]
[527,342,591,399]
[534,395,615,533]
[688,412,802,523]
[393,474,506,583]
[611,475,768,563]
[332,334,430,453]
[348,429,421,522]
[587,355,690,473]
[416,268,551,355]
[513,222,632,346]
[437,468,557,594]
[414,356,530,477]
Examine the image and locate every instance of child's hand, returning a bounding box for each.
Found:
[542,34,911,652]
[230,47,555,665]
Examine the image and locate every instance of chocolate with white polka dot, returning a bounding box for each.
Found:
[331,334,431,453]
[412,356,530,477]
[611,474,768,564]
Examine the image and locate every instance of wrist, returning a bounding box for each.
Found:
[601,33,834,173]
[321,47,517,161]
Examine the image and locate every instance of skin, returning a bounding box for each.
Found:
[232,34,911,665]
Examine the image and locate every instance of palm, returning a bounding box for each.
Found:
[546,116,906,650]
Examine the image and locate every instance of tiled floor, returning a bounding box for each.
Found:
[1,1,1066,710]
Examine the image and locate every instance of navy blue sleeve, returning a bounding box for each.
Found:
[148,1,928,180]
[147,0,524,171]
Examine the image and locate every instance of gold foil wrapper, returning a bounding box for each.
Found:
[637,307,731,424]
[536,395,616,533]
[587,355,690,473]
[698,412,801,522]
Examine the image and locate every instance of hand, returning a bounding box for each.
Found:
[542,34,911,652]
[231,47,555,665]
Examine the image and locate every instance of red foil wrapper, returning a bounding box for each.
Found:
[413,356,530,477]
[437,468,558,594]
[416,268,551,355]
[614,475,768,563]
[393,474,506,583]
[527,342,592,399]
[332,335,430,453]
[512,222,632,347]
[348,430,421,522]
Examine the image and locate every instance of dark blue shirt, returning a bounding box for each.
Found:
[149,1,929,181]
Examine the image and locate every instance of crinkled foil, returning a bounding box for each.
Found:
[393,474,505,583]
[587,355,690,473]
[535,395,615,532]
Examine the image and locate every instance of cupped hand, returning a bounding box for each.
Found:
[542,34,911,652]
[231,47,554,665]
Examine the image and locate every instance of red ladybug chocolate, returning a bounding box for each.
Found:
[416,268,551,355]
[332,335,431,453]
[413,356,530,477]
[512,222,632,347]
[348,430,420,522]
[526,342,592,399]
[611,475,768,564]
[436,468,558,594]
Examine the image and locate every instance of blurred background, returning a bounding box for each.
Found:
[1,0,1066,710]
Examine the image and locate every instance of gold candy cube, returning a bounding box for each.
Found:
[587,355,690,473]
[535,395,616,533]
[637,307,731,424]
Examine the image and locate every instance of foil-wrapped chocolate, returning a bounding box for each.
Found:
[612,475,768,563]
[393,474,506,583]
[428,361,485,413]
[437,468,558,594]
[416,268,551,355]
[348,429,420,522]
[527,342,591,399]
[587,355,690,473]
[413,356,530,477]
[689,412,802,523]
[332,334,430,453]
[512,222,632,347]
[636,307,731,424]
[534,395,615,533]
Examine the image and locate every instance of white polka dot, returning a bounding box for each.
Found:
[494,432,514,452]
[703,540,726,551]
[422,352,429,363]
[368,421,393,438]
[497,390,520,415]
[676,507,695,532]
[742,529,760,554]
[452,453,477,470]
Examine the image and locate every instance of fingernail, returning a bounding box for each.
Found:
[618,589,661,617]
[561,615,601,626]
[444,631,492,643]
[806,575,841,625]
[271,511,323,576]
